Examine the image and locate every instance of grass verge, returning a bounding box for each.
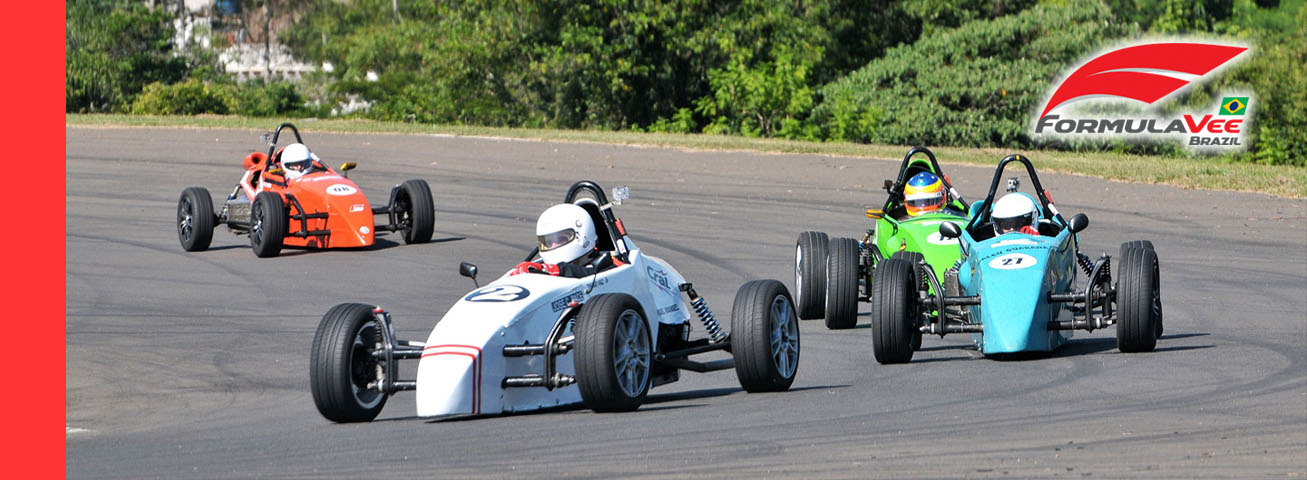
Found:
[67,114,1304,198]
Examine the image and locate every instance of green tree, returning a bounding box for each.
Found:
[66,0,189,112]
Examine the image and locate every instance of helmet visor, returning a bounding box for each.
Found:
[285,159,312,171]
[538,229,576,252]
[905,196,943,210]
[994,213,1035,233]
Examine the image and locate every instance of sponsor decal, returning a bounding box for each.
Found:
[646,266,675,295]
[349,203,366,213]
[551,290,587,312]
[657,304,682,316]
[988,253,1038,270]
[464,285,530,302]
[326,184,358,196]
[1033,41,1251,151]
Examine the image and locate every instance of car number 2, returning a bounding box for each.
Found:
[988,253,1037,270]
[464,285,530,302]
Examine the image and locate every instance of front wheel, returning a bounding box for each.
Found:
[177,187,215,252]
[1120,240,1161,338]
[870,258,919,364]
[310,303,390,423]
[824,237,860,329]
[1116,247,1161,352]
[794,231,829,319]
[394,179,435,244]
[731,279,800,392]
[575,294,652,412]
[890,251,926,351]
[250,192,287,257]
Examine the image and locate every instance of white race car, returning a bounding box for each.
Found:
[309,181,800,422]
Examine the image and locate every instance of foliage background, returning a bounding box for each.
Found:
[66,0,1306,165]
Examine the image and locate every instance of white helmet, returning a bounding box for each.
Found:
[992,193,1038,235]
[281,143,317,179]
[536,203,598,265]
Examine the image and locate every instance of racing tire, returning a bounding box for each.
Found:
[870,258,919,364]
[575,294,652,412]
[1117,247,1161,353]
[1120,240,1161,338]
[395,179,435,244]
[310,303,389,423]
[824,237,860,330]
[890,251,926,351]
[250,192,287,258]
[794,231,829,319]
[731,279,800,392]
[177,187,215,252]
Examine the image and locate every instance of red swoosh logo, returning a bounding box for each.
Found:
[1040,43,1247,117]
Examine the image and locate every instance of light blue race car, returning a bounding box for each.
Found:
[868,155,1162,363]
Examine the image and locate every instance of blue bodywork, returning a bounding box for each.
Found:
[957,226,1078,353]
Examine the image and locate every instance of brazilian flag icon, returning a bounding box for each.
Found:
[1220,97,1248,115]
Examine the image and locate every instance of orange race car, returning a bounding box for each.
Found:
[177,123,435,257]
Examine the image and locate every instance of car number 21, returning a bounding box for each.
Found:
[988,253,1037,270]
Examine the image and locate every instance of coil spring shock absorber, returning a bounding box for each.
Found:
[1077,253,1095,276]
[679,284,727,343]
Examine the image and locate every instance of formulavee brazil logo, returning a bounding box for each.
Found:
[1033,42,1251,150]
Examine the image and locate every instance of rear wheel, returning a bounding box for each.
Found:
[575,294,651,412]
[394,179,435,244]
[824,237,860,329]
[310,303,389,422]
[870,258,919,364]
[177,187,215,252]
[731,280,799,392]
[794,231,829,319]
[250,192,287,258]
[890,251,926,351]
[1116,247,1160,352]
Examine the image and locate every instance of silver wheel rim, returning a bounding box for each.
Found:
[794,244,803,306]
[350,322,384,409]
[770,295,799,378]
[613,309,650,397]
[178,198,194,241]
[251,202,264,247]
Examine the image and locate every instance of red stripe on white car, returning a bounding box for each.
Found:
[422,344,483,414]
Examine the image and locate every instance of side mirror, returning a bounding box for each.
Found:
[267,167,285,176]
[939,221,962,239]
[339,162,357,172]
[865,209,884,220]
[1069,213,1089,233]
[459,262,479,287]
[612,185,629,205]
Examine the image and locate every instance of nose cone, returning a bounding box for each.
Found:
[288,176,374,247]
[975,244,1056,353]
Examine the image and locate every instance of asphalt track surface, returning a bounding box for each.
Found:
[67,126,1306,479]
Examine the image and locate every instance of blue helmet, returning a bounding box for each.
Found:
[904,172,945,216]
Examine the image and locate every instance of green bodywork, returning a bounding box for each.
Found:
[868,157,970,291]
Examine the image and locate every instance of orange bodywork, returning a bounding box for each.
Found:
[239,152,377,249]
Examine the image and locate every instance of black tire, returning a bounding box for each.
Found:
[574,294,652,412]
[1117,247,1161,352]
[310,303,389,423]
[870,258,919,364]
[890,251,926,351]
[1120,240,1161,337]
[731,279,800,392]
[395,179,435,244]
[250,192,287,258]
[794,231,829,319]
[824,237,860,329]
[177,187,215,252]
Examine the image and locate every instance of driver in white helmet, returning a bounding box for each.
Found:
[511,203,617,277]
[991,193,1041,236]
[280,143,319,180]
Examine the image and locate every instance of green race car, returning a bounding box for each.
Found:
[795,147,970,334]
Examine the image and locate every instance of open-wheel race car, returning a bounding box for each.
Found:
[868,154,1163,363]
[176,122,435,257]
[309,181,800,422]
[795,146,969,333]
